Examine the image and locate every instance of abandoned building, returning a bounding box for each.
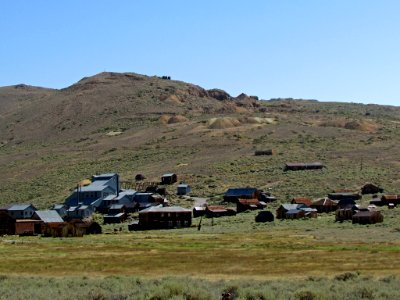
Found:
[236,199,266,213]
[161,173,177,185]
[352,210,383,224]
[311,198,338,213]
[284,162,324,171]
[255,211,274,222]
[137,206,192,230]
[223,187,259,203]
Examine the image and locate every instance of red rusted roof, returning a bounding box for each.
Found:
[291,197,313,206]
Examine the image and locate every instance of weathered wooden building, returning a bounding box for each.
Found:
[236,199,266,213]
[255,211,274,222]
[205,206,236,218]
[138,206,192,229]
[291,197,313,207]
[161,173,177,185]
[361,183,384,195]
[284,162,324,171]
[311,198,338,213]
[223,188,259,203]
[352,211,383,224]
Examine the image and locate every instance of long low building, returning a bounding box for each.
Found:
[138,206,192,230]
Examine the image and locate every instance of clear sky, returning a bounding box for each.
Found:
[1,1,399,106]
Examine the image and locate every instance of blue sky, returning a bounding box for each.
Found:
[1,1,399,106]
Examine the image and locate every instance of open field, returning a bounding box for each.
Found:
[1,211,400,279]
[2,211,400,299]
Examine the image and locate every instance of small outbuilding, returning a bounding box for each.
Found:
[328,192,361,201]
[193,207,206,218]
[311,198,338,213]
[361,183,384,195]
[291,197,313,207]
[205,206,236,218]
[285,209,305,219]
[255,211,274,222]
[161,173,177,185]
[236,199,266,213]
[352,211,383,224]
[284,162,324,171]
[276,204,308,219]
[177,183,191,195]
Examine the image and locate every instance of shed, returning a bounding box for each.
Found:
[161,173,177,185]
[103,212,126,224]
[223,188,259,203]
[291,197,313,207]
[177,183,191,195]
[15,219,42,236]
[311,198,338,213]
[236,199,266,213]
[381,195,400,206]
[0,211,16,235]
[255,211,274,222]
[361,183,384,195]
[284,162,324,171]
[276,204,307,219]
[33,210,65,236]
[138,206,192,229]
[352,211,383,224]
[205,206,236,218]
[254,150,273,156]
[193,207,206,218]
[302,207,318,218]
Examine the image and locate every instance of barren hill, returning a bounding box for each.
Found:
[0,72,399,208]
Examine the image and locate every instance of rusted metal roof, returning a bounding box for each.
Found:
[291,197,313,206]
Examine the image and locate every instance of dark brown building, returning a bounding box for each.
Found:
[236,199,266,213]
[284,162,324,171]
[161,173,177,185]
[352,211,383,224]
[138,206,192,229]
[311,198,338,213]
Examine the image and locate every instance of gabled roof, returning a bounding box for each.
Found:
[292,197,313,206]
[312,198,337,206]
[225,188,258,197]
[34,210,64,223]
[178,184,190,188]
[162,173,176,177]
[139,206,191,214]
[53,204,66,210]
[280,204,307,211]
[8,204,36,211]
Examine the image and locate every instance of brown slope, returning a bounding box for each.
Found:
[0,72,258,145]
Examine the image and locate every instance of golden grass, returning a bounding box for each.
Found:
[1,228,400,279]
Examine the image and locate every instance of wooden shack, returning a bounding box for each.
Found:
[284,162,324,171]
[0,210,16,235]
[335,208,356,222]
[361,183,384,195]
[236,199,266,213]
[311,198,338,213]
[205,206,236,218]
[276,204,307,219]
[161,173,177,185]
[352,211,383,224]
[328,192,361,201]
[255,211,274,222]
[291,197,313,207]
